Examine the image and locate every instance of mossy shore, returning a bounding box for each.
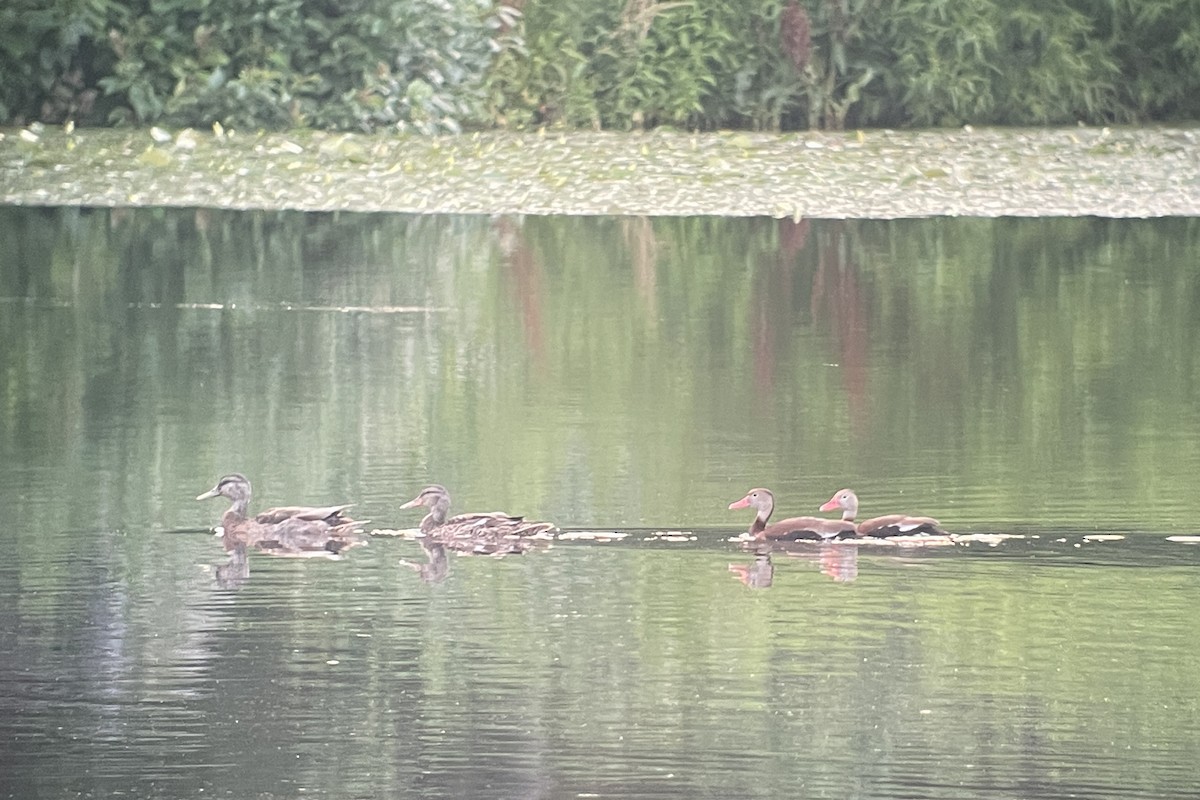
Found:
[2,125,1198,218]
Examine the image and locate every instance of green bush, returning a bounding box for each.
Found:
[98,0,501,132]
[484,0,819,131]
[4,0,1200,131]
[485,0,1200,130]
[1081,0,1200,120]
[868,0,1122,126]
[0,0,122,124]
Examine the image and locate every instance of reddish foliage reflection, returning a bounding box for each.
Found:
[809,224,869,437]
[494,217,547,372]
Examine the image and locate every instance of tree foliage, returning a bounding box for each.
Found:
[2,0,1199,131]
[484,0,1200,130]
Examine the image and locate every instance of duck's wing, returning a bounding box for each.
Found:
[255,504,355,525]
[433,511,557,553]
[763,516,857,541]
[446,511,522,528]
[251,517,367,556]
[857,514,946,538]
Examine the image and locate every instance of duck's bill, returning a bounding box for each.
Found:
[400,497,422,509]
[195,488,220,501]
[727,496,751,510]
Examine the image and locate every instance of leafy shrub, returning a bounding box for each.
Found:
[0,0,122,124]
[484,0,816,131]
[99,0,501,132]
[485,0,1197,130]
[1081,0,1200,121]
[5,0,1200,130]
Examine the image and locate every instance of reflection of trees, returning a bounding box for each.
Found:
[748,221,801,397]
[622,216,659,326]
[809,223,869,439]
[3,208,1200,580]
[4,538,1195,797]
[494,216,547,370]
[3,200,1200,796]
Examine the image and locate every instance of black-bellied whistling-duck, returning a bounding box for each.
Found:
[728,487,856,541]
[400,484,557,555]
[196,473,366,556]
[819,488,947,538]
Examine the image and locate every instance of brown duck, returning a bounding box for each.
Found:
[196,473,365,556]
[819,488,947,538]
[728,488,856,541]
[400,484,556,555]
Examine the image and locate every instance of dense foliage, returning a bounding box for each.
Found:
[2,0,1199,131]
[1,0,501,133]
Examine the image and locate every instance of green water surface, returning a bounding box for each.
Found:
[1,209,1199,799]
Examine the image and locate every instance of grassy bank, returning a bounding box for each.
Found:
[2,125,1198,218]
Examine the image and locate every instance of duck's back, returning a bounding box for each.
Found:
[254,504,354,525]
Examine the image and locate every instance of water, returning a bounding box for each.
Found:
[2,208,1200,798]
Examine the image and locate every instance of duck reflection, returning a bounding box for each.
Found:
[399,538,451,584]
[213,543,251,589]
[732,542,860,585]
[810,543,859,583]
[727,553,774,588]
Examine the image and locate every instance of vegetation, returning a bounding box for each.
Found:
[2,0,1199,132]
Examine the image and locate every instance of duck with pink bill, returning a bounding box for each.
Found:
[728,487,856,541]
[819,488,947,538]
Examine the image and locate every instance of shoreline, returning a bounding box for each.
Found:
[2,125,1198,218]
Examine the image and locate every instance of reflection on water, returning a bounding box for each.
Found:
[3,210,1197,532]
[4,534,1200,799]
[399,537,451,584]
[805,541,862,582]
[728,551,777,587]
[212,541,251,589]
[2,208,1200,799]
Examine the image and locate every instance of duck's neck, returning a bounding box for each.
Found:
[750,505,772,535]
[225,495,250,520]
[840,497,858,522]
[421,496,451,532]
[220,501,248,525]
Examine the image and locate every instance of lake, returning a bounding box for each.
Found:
[2,208,1199,798]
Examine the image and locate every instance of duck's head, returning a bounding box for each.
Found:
[196,473,252,504]
[819,488,859,516]
[401,484,452,527]
[728,488,775,516]
[400,484,451,510]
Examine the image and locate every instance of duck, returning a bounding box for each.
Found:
[196,473,366,556]
[728,488,856,541]
[399,484,556,555]
[819,488,947,538]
